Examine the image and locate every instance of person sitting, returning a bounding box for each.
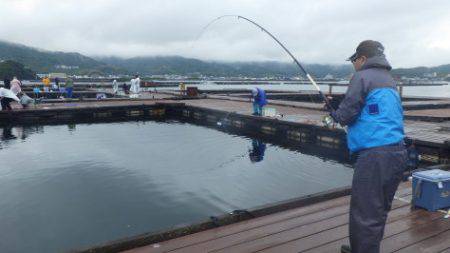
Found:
[33,86,41,98]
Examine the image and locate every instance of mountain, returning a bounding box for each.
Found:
[0,41,125,75]
[392,64,450,78]
[97,56,354,78]
[1,40,448,79]
[0,60,36,80]
[99,56,450,79]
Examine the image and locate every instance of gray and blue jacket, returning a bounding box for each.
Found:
[331,55,404,152]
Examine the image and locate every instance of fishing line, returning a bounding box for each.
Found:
[193,15,334,109]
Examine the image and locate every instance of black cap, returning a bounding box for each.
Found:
[347,40,385,61]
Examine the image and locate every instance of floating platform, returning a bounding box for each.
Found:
[1,90,449,252]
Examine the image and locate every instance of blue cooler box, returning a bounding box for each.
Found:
[412,169,450,211]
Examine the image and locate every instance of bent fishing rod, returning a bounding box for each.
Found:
[199,15,334,110]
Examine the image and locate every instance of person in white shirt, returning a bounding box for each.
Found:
[112,79,118,95]
[129,75,141,98]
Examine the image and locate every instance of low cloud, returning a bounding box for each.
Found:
[0,0,448,67]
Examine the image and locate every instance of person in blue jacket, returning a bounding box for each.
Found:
[329,40,408,253]
[251,87,267,116]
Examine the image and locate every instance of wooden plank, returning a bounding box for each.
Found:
[258,204,440,253]
[213,214,349,253]
[440,247,450,253]
[124,183,412,253]
[218,201,411,253]
[300,210,442,253]
[173,207,350,253]
[395,229,450,253]
[173,200,406,253]
[122,196,352,253]
[380,216,450,252]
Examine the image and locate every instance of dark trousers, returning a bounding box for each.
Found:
[1,97,14,110]
[349,143,407,253]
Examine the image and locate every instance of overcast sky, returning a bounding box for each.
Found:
[0,0,449,67]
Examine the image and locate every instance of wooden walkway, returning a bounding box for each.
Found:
[183,99,450,147]
[122,181,450,253]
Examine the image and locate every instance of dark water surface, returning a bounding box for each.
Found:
[0,121,353,253]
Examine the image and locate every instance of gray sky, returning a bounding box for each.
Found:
[0,0,449,67]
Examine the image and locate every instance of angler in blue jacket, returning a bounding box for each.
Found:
[329,40,407,253]
[251,87,267,116]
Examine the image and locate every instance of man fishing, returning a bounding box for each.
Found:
[197,17,407,252]
[328,40,407,253]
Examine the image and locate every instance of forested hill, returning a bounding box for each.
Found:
[0,41,124,75]
[1,40,448,79]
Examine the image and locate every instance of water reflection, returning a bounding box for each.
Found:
[68,123,76,132]
[1,126,17,141]
[0,125,45,146]
[249,139,266,163]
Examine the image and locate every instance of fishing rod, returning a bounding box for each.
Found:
[196,15,334,110]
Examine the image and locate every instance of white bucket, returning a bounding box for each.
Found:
[262,107,276,117]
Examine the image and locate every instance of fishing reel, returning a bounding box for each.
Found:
[322,115,336,129]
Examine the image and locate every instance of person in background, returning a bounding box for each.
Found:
[65,76,74,98]
[179,82,186,95]
[10,76,22,95]
[42,76,50,92]
[130,75,141,98]
[33,86,40,98]
[112,79,118,95]
[53,77,60,91]
[0,87,20,111]
[3,77,11,89]
[328,40,407,253]
[122,82,129,94]
[251,87,267,116]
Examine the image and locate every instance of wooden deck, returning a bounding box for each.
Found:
[183,99,450,148]
[122,181,450,253]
